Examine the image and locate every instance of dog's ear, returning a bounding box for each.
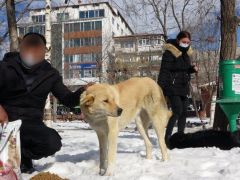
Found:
[80,92,95,106]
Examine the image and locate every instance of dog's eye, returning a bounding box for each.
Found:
[103,99,108,103]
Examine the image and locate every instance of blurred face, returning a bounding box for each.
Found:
[19,35,46,67]
[178,37,191,48]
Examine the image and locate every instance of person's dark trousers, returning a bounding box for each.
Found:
[20,122,62,172]
[165,96,188,146]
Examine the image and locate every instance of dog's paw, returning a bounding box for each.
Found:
[99,168,106,176]
[99,166,114,176]
[104,169,114,176]
[146,154,153,159]
[162,155,170,161]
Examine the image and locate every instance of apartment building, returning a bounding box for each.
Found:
[17,2,133,86]
[113,34,165,81]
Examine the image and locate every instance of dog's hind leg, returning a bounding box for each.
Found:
[96,130,108,175]
[151,110,169,161]
[136,111,153,159]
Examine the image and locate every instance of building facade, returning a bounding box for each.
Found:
[112,34,165,82]
[17,2,133,86]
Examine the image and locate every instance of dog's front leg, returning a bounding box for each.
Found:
[96,130,108,175]
[103,120,119,176]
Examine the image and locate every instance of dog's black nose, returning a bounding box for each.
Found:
[117,108,123,116]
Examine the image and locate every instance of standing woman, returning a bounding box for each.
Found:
[157,31,198,146]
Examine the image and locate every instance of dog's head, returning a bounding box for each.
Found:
[80,84,123,118]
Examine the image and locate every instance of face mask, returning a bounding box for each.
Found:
[179,42,190,48]
[21,54,38,68]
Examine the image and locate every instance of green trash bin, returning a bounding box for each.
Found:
[217,60,240,132]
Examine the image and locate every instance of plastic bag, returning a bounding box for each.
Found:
[0,120,22,180]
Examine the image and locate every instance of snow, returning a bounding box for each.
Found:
[22,119,240,180]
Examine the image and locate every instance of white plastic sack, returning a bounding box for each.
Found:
[0,120,22,180]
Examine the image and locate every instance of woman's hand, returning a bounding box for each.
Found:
[193,65,198,73]
[0,105,8,124]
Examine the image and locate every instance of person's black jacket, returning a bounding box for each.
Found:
[0,52,84,124]
[158,39,196,97]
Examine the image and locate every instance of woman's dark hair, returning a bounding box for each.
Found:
[176,31,191,41]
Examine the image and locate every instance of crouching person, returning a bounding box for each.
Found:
[0,33,91,173]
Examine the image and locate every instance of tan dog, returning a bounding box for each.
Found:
[80,77,172,176]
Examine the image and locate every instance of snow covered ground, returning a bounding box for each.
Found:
[22,119,240,180]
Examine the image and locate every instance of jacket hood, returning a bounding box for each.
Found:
[164,39,193,58]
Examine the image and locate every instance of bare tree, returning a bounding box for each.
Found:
[6,0,19,51]
[170,0,191,31]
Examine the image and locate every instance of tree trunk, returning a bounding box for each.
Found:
[6,0,19,52]
[44,0,53,123]
[213,0,239,131]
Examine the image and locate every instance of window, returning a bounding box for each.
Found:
[74,23,80,31]
[27,25,44,34]
[128,41,133,48]
[18,27,25,35]
[85,11,89,18]
[84,38,91,46]
[117,24,119,30]
[79,11,89,18]
[32,15,45,23]
[139,39,150,46]
[83,69,92,78]
[64,40,69,48]
[95,21,102,30]
[69,23,74,32]
[65,55,69,63]
[84,22,91,31]
[28,26,33,32]
[95,10,99,17]
[64,24,69,33]
[121,41,133,48]
[57,13,69,21]
[83,69,96,78]
[32,16,36,22]
[96,37,102,46]
[146,39,150,45]
[74,39,80,47]
[64,21,102,33]
[89,10,95,18]
[99,9,105,17]
[91,21,95,30]
[121,29,123,35]
[79,9,105,19]
[80,11,85,18]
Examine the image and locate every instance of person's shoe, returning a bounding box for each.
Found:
[20,157,35,174]
[20,164,35,174]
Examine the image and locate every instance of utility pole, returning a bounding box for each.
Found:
[44,0,53,126]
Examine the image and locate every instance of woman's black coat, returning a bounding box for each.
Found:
[158,40,196,97]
